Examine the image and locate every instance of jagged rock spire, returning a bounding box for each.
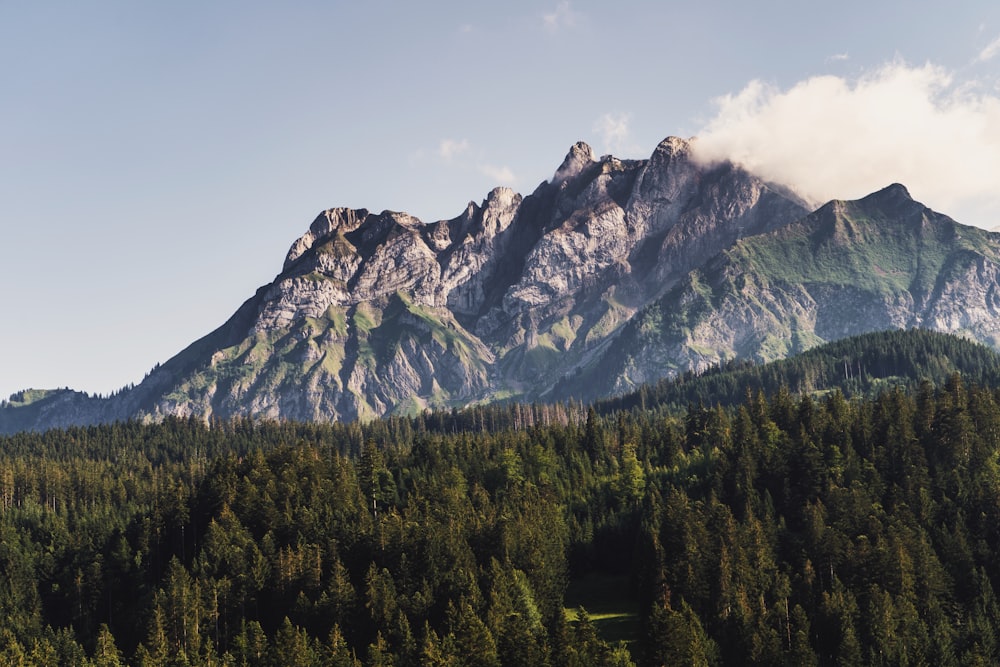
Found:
[553,141,595,183]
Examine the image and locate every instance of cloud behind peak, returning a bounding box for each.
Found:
[692,62,1000,228]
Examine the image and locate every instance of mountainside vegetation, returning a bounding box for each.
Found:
[593,328,1000,415]
[3,334,1000,664]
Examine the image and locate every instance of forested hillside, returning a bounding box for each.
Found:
[2,371,1000,664]
[594,328,1000,414]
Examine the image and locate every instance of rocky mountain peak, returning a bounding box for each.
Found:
[859,183,914,209]
[629,136,699,210]
[653,136,692,159]
[553,141,596,183]
[484,186,519,210]
[283,207,370,270]
[805,184,925,237]
[812,183,919,223]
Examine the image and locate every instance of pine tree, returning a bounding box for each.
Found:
[91,624,125,667]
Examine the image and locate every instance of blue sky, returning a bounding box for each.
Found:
[3,1,1000,399]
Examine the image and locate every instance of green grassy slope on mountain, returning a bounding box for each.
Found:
[147,289,496,422]
[731,184,1000,298]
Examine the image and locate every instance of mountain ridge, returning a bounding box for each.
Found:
[4,138,1000,433]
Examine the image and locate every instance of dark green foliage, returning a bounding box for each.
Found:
[2,355,1000,664]
[596,329,1000,415]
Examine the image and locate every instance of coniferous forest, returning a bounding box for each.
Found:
[3,334,1000,665]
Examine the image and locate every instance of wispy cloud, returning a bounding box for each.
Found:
[433,138,515,186]
[438,138,469,161]
[478,164,516,185]
[593,112,633,155]
[977,34,1000,62]
[693,61,1000,227]
[543,0,578,32]
[827,52,850,63]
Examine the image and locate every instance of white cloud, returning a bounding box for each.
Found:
[433,138,515,185]
[438,138,469,161]
[593,112,633,155]
[692,61,1000,227]
[543,1,577,32]
[827,52,850,62]
[478,164,516,184]
[978,35,1000,62]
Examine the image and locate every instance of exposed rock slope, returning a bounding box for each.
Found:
[119,136,810,423]
[5,138,1000,431]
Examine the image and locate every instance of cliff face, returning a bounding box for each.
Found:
[5,139,1000,432]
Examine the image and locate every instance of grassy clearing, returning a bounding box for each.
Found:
[550,315,582,350]
[7,389,59,406]
[563,573,641,651]
[394,292,492,373]
[584,300,629,345]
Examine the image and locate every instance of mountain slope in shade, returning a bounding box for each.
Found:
[568,183,1000,401]
[5,139,1000,433]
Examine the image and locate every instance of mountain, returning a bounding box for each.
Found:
[4,138,1000,432]
[566,183,1000,401]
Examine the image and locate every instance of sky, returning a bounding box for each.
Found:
[2,0,1000,400]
